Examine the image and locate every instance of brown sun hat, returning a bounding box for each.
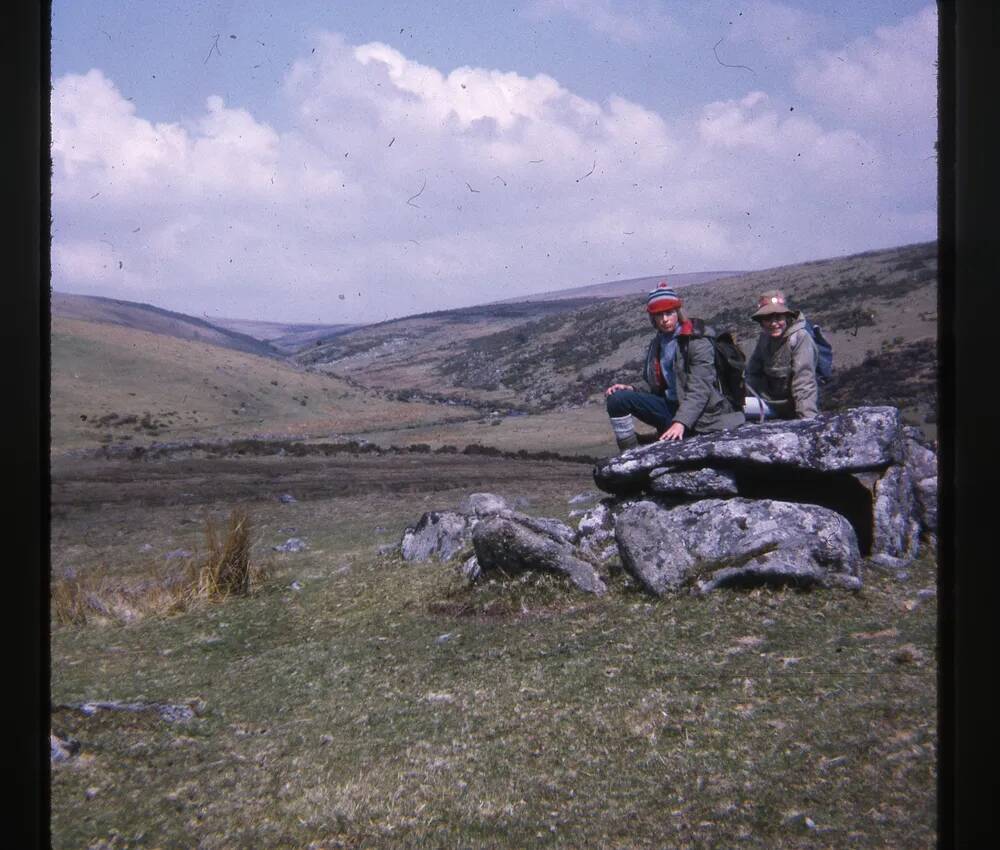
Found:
[751,290,795,320]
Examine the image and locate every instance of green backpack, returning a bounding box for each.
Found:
[681,318,747,413]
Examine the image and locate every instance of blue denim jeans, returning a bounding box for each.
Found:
[606,389,678,433]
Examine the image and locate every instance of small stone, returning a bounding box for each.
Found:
[278,494,297,504]
[50,734,80,763]
[274,538,307,553]
[460,555,481,581]
[290,580,303,591]
[85,787,100,800]
[891,643,925,664]
[425,692,455,703]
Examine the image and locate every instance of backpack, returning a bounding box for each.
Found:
[681,318,747,413]
[802,319,833,384]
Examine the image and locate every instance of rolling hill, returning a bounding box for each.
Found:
[50,316,475,453]
[52,293,282,359]
[297,242,938,433]
[50,241,938,453]
[496,269,745,302]
[204,316,359,355]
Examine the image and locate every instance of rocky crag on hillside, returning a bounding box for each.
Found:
[398,407,936,596]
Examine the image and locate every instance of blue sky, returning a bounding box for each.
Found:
[52,1,937,324]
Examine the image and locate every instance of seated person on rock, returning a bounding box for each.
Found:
[743,289,819,421]
[604,282,745,451]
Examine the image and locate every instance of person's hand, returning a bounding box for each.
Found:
[605,383,634,396]
[659,422,685,441]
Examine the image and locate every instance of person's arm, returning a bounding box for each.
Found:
[745,335,766,394]
[789,330,819,418]
[670,337,715,432]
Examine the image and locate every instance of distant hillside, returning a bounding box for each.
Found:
[50,316,474,453]
[205,316,359,354]
[52,293,282,359]
[498,270,744,303]
[297,242,938,434]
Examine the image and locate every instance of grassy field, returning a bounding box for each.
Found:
[50,452,937,849]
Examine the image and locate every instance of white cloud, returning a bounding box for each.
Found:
[794,5,937,128]
[51,26,936,323]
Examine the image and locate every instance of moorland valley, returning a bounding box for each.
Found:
[49,242,938,849]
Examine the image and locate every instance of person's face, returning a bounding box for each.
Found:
[760,314,788,337]
[653,308,679,333]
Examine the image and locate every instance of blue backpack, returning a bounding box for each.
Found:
[803,319,833,384]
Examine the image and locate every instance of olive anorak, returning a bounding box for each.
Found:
[745,312,819,419]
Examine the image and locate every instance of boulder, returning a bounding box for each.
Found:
[574,500,618,564]
[400,493,523,563]
[871,465,921,560]
[472,515,607,595]
[400,511,475,562]
[649,467,738,498]
[902,427,938,534]
[273,537,308,553]
[913,477,938,534]
[614,498,861,596]
[595,407,905,494]
[505,511,576,545]
[458,493,510,516]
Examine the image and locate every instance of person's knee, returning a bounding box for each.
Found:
[606,389,634,417]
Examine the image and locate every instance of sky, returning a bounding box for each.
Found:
[51,0,938,325]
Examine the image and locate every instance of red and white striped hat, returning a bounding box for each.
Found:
[645,280,682,314]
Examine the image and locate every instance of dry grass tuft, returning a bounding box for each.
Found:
[51,567,189,626]
[52,509,266,626]
[188,509,265,601]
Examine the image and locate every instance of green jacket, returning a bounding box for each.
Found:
[643,322,745,434]
[745,312,819,419]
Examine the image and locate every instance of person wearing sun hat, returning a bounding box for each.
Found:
[744,289,819,420]
[604,280,744,451]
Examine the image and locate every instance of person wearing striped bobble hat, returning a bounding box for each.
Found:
[604,281,744,451]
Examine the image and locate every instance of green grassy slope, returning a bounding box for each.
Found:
[50,454,937,850]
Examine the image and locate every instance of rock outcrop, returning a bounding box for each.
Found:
[400,494,608,594]
[593,407,935,564]
[594,407,904,494]
[614,498,861,596]
[400,511,476,562]
[472,515,607,595]
[397,408,937,598]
